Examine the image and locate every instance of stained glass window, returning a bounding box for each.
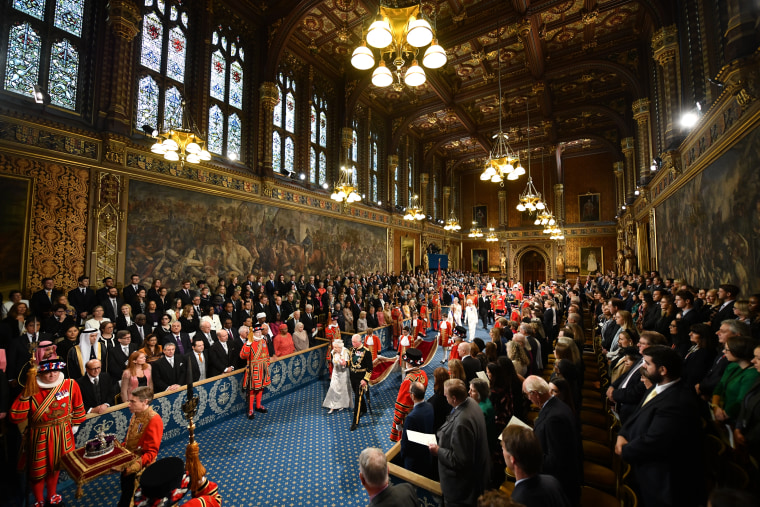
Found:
[207,26,246,160]
[136,75,159,130]
[207,105,224,154]
[49,39,78,109]
[272,131,282,172]
[273,86,282,127]
[284,137,295,174]
[351,126,358,162]
[163,86,183,130]
[12,0,44,20]
[166,26,186,81]
[320,112,327,147]
[394,166,399,206]
[210,50,225,101]
[319,152,327,184]
[227,113,241,158]
[54,0,85,36]
[285,92,295,133]
[135,1,188,134]
[140,12,163,72]
[371,175,378,202]
[310,106,317,143]
[310,147,317,183]
[370,138,378,202]
[4,23,41,96]
[351,166,358,187]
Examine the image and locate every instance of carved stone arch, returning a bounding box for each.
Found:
[511,243,553,283]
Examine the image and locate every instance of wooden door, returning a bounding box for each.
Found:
[521,251,546,287]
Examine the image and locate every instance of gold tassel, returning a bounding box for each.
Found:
[21,363,39,398]
[185,440,206,494]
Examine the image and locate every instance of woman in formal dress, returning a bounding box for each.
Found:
[713,336,760,424]
[202,306,223,331]
[166,298,184,323]
[451,297,463,327]
[292,321,309,352]
[322,339,353,413]
[121,350,153,403]
[140,333,164,363]
[84,305,109,332]
[507,340,529,378]
[355,311,368,333]
[463,299,478,342]
[682,323,717,388]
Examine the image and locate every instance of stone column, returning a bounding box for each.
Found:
[632,98,653,186]
[420,173,429,215]
[258,82,279,177]
[621,137,636,204]
[104,0,141,132]
[442,186,451,222]
[725,0,760,62]
[649,208,657,270]
[498,190,507,226]
[614,162,625,212]
[652,26,681,150]
[553,183,564,223]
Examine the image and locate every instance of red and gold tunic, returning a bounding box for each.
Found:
[10,377,86,481]
[389,369,429,441]
[430,295,441,330]
[391,307,403,347]
[182,478,222,506]
[397,334,412,360]
[413,317,428,339]
[240,339,271,391]
[438,320,451,347]
[363,332,380,361]
[418,304,429,331]
[123,407,163,475]
[325,324,341,375]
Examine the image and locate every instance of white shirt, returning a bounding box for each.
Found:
[167,356,174,367]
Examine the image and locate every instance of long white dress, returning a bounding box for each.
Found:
[464,304,478,342]
[322,348,354,410]
[452,303,463,327]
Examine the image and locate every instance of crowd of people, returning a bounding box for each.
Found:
[2,267,760,506]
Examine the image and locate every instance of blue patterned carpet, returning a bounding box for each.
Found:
[54,324,492,507]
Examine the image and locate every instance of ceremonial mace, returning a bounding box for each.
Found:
[182,361,205,494]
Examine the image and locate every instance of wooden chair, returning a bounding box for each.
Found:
[620,484,638,507]
[580,485,618,507]
[582,439,613,467]
[583,451,620,495]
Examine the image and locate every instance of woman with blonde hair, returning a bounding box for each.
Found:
[608,310,637,357]
[507,340,529,378]
[84,305,109,332]
[120,350,153,402]
[448,358,467,384]
[356,310,368,333]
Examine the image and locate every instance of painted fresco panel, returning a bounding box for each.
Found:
[656,127,760,295]
[126,180,387,288]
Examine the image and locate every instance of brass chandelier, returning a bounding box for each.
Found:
[467,222,484,238]
[485,228,498,242]
[515,99,544,213]
[150,101,212,166]
[331,165,361,203]
[403,193,425,221]
[351,2,446,90]
[443,209,461,231]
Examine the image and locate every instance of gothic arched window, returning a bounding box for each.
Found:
[207,26,244,160]
[272,71,296,174]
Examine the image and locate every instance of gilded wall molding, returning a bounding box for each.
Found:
[0,115,100,161]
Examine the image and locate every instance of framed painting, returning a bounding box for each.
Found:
[579,246,603,275]
[472,205,487,228]
[579,193,600,222]
[401,237,415,273]
[0,175,32,295]
[471,249,488,273]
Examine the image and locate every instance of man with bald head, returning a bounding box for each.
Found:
[458,341,482,386]
[359,447,419,506]
[209,329,236,377]
[76,358,115,414]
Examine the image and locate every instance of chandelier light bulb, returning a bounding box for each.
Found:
[150,141,167,154]
[162,138,178,151]
[534,218,541,225]
[536,201,545,210]
[186,153,201,164]
[186,142,201,154]
[507,171,519,180]
[371,61,393,87]
[199,149,212,161]
[164,150,179,162]
[480,171,491,181]
[406,16,433,47]
[351,42,376,70]
[490,174,502,183]
[516,203,526,212]
[423,40,447,68]
[367,17,392,48]
[404,60,426,87]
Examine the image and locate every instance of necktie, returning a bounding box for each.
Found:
[175,336,184,354]
[198,353,203,363]
[139,327,144,339]
[93,377,101,404]
[112,299,117,314]
[81,288,85,295]
[642,388,658,406]
[46,290,51,302]
[123,346,129,356]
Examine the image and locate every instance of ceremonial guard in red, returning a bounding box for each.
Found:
[438,317,452,362]
[418,300,429,332]
[11,359,86,507]
[430,294,441,331]
[134,457,222,507]
[363,328,380,361]
[240,325,271,419]
[389,348,428,442]
[412,311,428,340]
[391,302,403,349]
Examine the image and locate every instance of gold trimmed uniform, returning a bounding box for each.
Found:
[389,368,428,441]
[348,344,373,429]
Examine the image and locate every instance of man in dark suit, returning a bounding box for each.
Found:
[459,342,483,387]
[400,381,434,478]
[152,342,185,392]
[359,447,419,507]
[76,359,117,413]
[264,273,277,299]
[477,291,490,331]
[428,378,489,507]
[186,337,209,382]
[109,330,139,383]
[524,375,582,506]
[122,274,146,305]
[95,276,117,302]
[68,275,97,324]
[128,314,151,347]
[607,331,667,423]
[302,305,317,345]
[543,299,558,343]
[711,283,739,332]
[208,329,236,377]
[281,293,297,320]
[219,301,239,329]
[30,277,61,320]
[101,286,125,323]
[616,345,706,507]
[286,310,302,335]
[501,425,571,507]
[162,321,192,357]
[697,319,749,397]
[196,320,216,349]
[674,289,700,357]
[42,304,77,340]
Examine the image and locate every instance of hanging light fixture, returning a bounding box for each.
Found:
[149,101,212,166]
[480,20,522,185]
[351,2,446,91]
[403,193,426,221]
[331,165,361,204]
[467,222,484,238]
[444,209,462,231]
[516,98,544,213]
[485,228,498,242]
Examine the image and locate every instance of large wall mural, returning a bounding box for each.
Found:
[126,179,388,288]
[656,126,760,296]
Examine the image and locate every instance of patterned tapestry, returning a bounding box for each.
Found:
[656,126,760,295]
[126,179,387,288]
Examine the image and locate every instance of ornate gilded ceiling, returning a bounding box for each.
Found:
[263,0,664,167]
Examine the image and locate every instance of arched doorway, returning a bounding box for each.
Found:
[520,250,546,287]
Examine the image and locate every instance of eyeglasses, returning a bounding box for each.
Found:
[86,366,101,371]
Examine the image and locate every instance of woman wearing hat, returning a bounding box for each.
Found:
[273,324,295,357]
[390,347,429,442]
[10,358,86,507]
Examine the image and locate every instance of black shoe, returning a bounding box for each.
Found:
[247,413,255,420]
[350,423,357,431]
[255,407,268,413]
